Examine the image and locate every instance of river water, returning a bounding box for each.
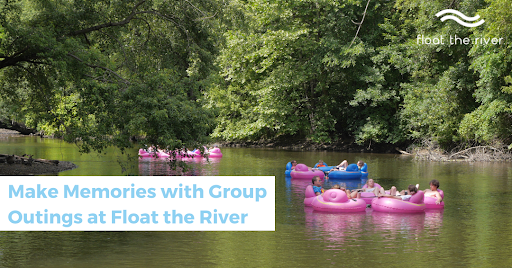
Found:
[1,136,512,266]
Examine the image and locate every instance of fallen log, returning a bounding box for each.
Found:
[395,147,412,155]
[448,146,499,160]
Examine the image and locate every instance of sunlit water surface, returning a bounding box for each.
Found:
[1,136,512,266]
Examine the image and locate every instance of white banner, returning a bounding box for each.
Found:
[0,176,275,231]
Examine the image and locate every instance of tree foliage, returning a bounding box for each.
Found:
[206,0,512,148]
[2,0,512,152]
[0,0,219,152]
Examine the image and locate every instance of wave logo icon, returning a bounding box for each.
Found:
[435,9,485,27]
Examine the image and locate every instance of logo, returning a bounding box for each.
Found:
[435,9,484,28]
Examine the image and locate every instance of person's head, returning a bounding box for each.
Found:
[366,178,375,187]
[312,176,322,186]
[332,184,340,189]
[357,160,364,168]
[408,184,418,194]
[318,160,324,165]
[291,160,297,166]
[429,179,440,190]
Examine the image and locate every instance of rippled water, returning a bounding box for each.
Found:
[1,136,512,266]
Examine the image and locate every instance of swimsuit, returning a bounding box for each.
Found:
[313,186,324,194]
[401,195,412,201]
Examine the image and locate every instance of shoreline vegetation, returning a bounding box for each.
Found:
[0,129,77,175]
[2,128,511,176]
[408,139,512,162]
[220,138,512,162]
[1,1,512,165]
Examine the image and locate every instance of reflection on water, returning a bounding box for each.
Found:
[0,136,511,266]
[304,207,366,247]
[303,207,444,253]
[138,157,221,176]
[371,211,426,235]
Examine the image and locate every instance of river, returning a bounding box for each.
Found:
[1,136,511,266]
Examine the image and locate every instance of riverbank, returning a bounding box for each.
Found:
[218,138,408,154]
[0,129,77,175]
[218,138,512,162]
[410,141,512,162]
[0,160,77,175]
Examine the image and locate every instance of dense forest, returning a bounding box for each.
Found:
[0,0,511,153]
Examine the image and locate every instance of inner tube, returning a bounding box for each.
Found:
[157,150,170,158]
[359,183,383,204]
[207,147,223,158]
[285,162,293,176]
[371,191,426,213]
[138,149,152,157]
[180,149,202,159]
[139,149,169,158]
[424,189,445,209]
[313,162,334,173]
[311,189,367,212]
[328,163,368,180]
[304,185,316,206]
[290,164,325,180]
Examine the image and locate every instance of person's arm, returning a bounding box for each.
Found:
[313,187,322,196]
[379,194,401,200]
[435,192,443,205]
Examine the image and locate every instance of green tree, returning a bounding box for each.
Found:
[207,0,405,144]
[0,0,219,152]
[459,0,512,144]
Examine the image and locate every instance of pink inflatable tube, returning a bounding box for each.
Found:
[371,191,426,213]
[158,151,170,158]
[304,185,316,206]
[290,164,325,180]
[139,149,169,158]
[360,183,383,204]
[178,149,202,159]
[311,189,367,212]
[139,149,152,157]
[424,189,445,209]
[207,147,223,158]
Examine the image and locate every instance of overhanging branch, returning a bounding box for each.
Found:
[67,53,130,85]
[349,0,371,48]
[68,0,147,36]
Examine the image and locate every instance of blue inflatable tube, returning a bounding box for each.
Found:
[313,162,336,173]
[313,162,328,168]
[327,163,368,180]
[324,179,361,190]
[285,162,293,176]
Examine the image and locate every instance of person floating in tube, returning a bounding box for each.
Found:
[349,178,385,199]
[330,183,353,198]
[329,160,365,172]
[329,160,348,172]
[316,160,326,168]
[312,176,325,196]
[424,179,443,205]
[290,160,297,170]
[378,184,419,201]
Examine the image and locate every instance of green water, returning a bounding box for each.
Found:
[1,136,512,267]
